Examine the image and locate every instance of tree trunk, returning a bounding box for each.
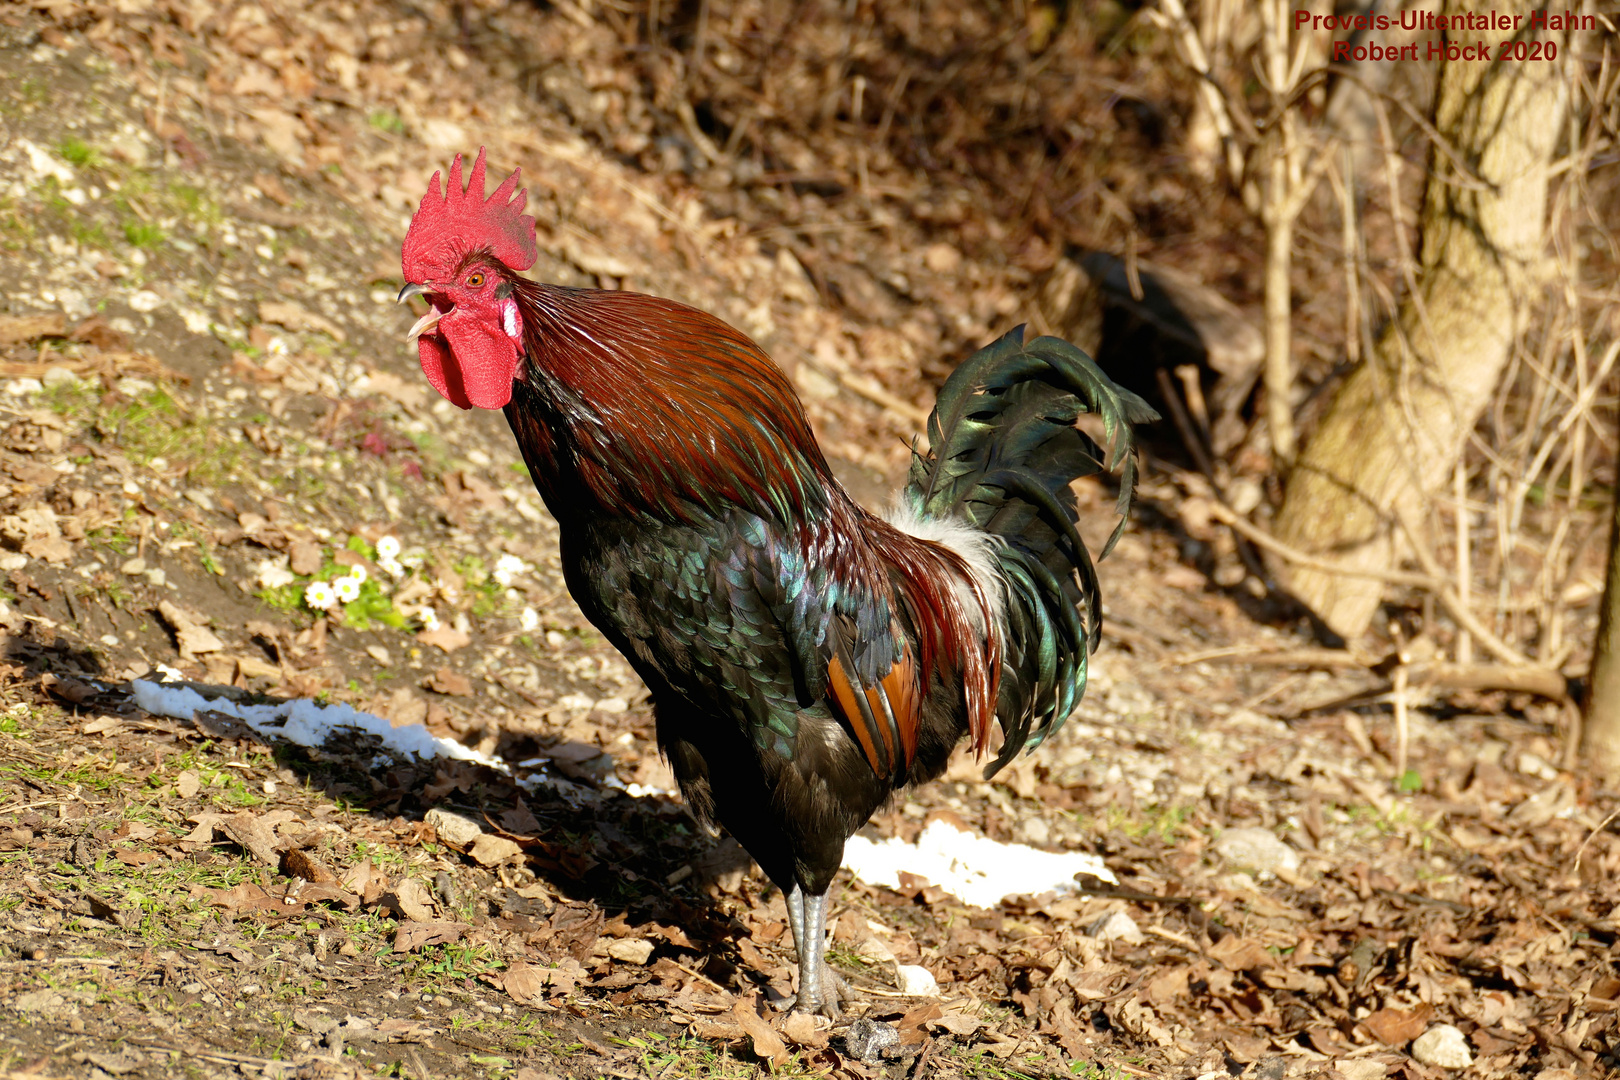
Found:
[1584,463,1620,780]
[1272,0,1568,639]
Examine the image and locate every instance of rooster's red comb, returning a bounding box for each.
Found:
[401,147,537,283]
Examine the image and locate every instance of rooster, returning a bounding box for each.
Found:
[398,149,1156,1016]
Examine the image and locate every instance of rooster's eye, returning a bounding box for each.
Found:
[466,272,486,288]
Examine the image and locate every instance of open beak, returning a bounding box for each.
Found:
[398,282,445,340]
[406,307,445,341]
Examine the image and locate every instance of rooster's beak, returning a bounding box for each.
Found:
[398,282,445,340]
[406,307,444,341]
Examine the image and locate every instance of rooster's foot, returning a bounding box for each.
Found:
[777,962,848,1019]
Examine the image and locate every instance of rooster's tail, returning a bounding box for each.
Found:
[894,326,1157,778]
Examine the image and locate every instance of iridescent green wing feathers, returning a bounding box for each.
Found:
[903,327,1157,777]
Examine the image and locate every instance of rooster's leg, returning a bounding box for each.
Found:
[780,885,845,1018]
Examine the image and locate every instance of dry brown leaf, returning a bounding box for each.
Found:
[191,882,292,916]
[897,1002,943,1045]
[295,883,360,912]
[498,800,542,837]
[157,600,225,659]
[0,313,68,345]
[221,812,282,867]
[391,877,436,922]
[504,959,585,1003]
[392,920,467,953]
[503,963,553,1006]
[778,1011,828,1048]
[258,299,346,342]
[1208,935,1273,972]
[341,859,388,905]
[929,1010,988,1037]
[1361,1003,1435,1047]
[289,540,323,576]
[361,369,430,410]
[424,667,473,696]
[254,172,295,206]
[1147,965,1190,1004]
[418,627,473,653]
[468,833,523,866]
[22,536,71,564]
[730,994,787,1064]
[1590,977,1620,1011]
[43,674,98,705]
[176,770,201,798]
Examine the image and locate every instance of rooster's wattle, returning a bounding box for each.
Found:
[398,149,1156,1016]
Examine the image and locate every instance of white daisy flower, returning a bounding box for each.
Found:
[304,581,337,610]
[419,608,441,633]
[348,565,367,585]
[332,575,361,603]
[378,556,405,579]
[267,336,289,357]
[519,607,540,633]
[376,536,402,560]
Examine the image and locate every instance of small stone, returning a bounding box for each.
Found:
[423,808,483,848]
[923,242,961,274]
[1087,910,1145,944]
[127,291,162,313]
[1017,817,1050,845]
[1214,827,1300,878]
[1411,1024,1472,1069]
[896,964,939,996]
[843,1017,902,1063]
[119,557,146,576]
[604,938,653,964]
[42,366,82,389]
[1336,1061,1388,1080]
[365,645,392,666]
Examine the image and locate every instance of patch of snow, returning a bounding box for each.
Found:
[842,818,1115,909]
[130,679,509,772]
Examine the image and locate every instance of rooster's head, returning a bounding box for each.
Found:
[399,147,537,410]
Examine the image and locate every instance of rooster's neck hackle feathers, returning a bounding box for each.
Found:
[402,147,536,285]
[508,282,837,529]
